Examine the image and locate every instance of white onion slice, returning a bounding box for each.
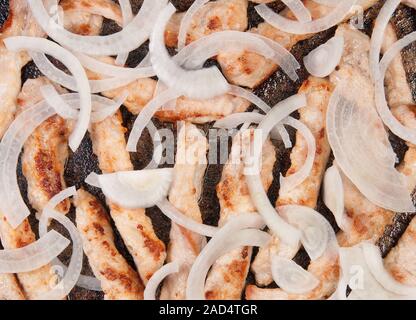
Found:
[375,31,416,144]
[278,205,337,260]
[144,262,180,300]
[5,36,91,151]
[96,169,174,209]
[282,0,312,23]
[0,230,69,273]
[150,4,229,100]
[228,85,271,113]
[362,242,416,297]
[28,0,168,55]
[186,214,269,300]
[126,89,181,152]
[279,116,316,193]
[323,164,351,231]
[304,35,344,78]
[115,0,134,66]
[157,199,218,237]
[255,0,355,35]
[271,256,319,294]
[178,0,209,50]
[326,85,415,213]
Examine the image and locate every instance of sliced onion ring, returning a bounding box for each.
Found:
[144,262,180,300]
[282,0,312,23]
[115,0,134,66]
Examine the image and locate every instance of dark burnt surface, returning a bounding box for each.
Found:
[171,0,195,12]
[389,131,409,167]
[21,61,43,84]
[247,1,285,29]
[0,0,9,30]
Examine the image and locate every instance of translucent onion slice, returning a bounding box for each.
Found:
[255,0,355,35]
[4,36,91,151]
[186,215,269,300]
[0,230,69,273]
[245,94,307,247]
[304,35,344,78]
[279,116,316,193]
[115,0,134,66]
[323,164,351,232]
[362,242,416,297]
[177,0,210,50]
[326,86,415,213]
[278,205,337,260]
[157,199,218,237]
[282,0,312,23]
[271,256,319,294]
[144,262,180,300]
[150,4,229,100]
[27,0,168,55]
[96,169,174,209]
[375,31,416,144]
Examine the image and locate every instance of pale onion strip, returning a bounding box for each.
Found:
[150,4,229,100]
[5,37,91,151]
[178,0,210,50]
[43,187,102,292]
[271,256,320,294]
[30,52,154,93]
[85,172,101,188]
[362,243,416,297]
[186,214,269,300]
[157,199,218,237]
[144,262,180,300]
[126,89,181,152]
[282,0,312,23]
[28,0,168,55]
[229,85,271,113]
[115,0,134,66]
[255,0,355,35]
[375,31,416,144]
[279,116,316,193]
[0,231,69,273]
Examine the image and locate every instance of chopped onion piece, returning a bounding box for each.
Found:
[279,117,316,193]
[85,172,101,188]
[178,0,209,50]
[115,0,134,66]
[150,4,229,100]
[5,37,91,151]
[96,169,174,209]
[255,0,355,35]
[362,242,416,297]
[144,262,180,300]
[27,0,168,55]
[282,0,312,23]
[304,35,344,78]
[326,85,415,213]
[186,214,269,300]
[157,199,218,237]
[278,205,337,260]
[0,230,69,273]
[271,256,319,294]
[323,164,351,231]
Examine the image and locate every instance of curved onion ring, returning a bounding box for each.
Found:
[178,0,209,50]
[144,262,180,300]
[115,0,134,66]
[282,0,312,23]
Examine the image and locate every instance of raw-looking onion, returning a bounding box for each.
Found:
[279,116,316,194]
[282,0,312,23]
[126,89,181,152]
[96,168,174,209]
[0,230,69,273]
[149,4,229,100]
[323,164,351,231]
[115,0,134,66]
[271,255,319,294]
[186,214,269,300]
[177,0,209,50]
[144,262,180,300]
[27,0,168,55]
[375,31,416,144]
[5,37,91,151]
[255,0,355,35]
[362,242,416,297]
[157,199,218,237]
[304,35,344,78]
[43,187,102,292]
[278,205,337,261]
[326,85,415,213]
[244,94,307,247]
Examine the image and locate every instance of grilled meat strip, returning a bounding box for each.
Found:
[0,272,25,300]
